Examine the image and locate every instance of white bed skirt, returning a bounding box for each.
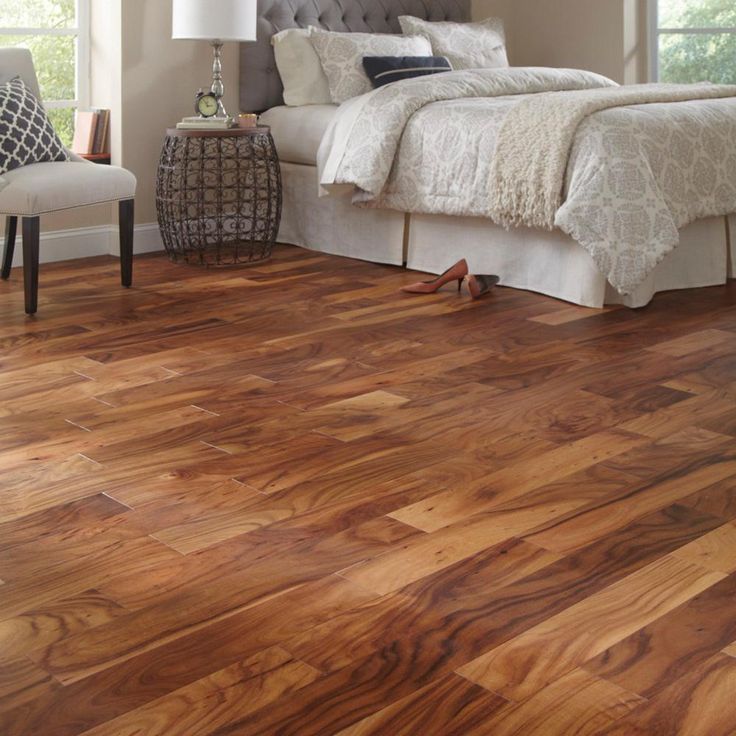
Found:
[278,162,735,308]
[408,213,733,308]
[279,162,405,266]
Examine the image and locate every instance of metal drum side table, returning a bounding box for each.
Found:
[155,126,281,266]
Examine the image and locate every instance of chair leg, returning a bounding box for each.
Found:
[2,216,17,279]
[22,217,40,315]
[119,199,134,287]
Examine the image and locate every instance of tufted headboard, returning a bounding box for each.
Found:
[240,0,470,112]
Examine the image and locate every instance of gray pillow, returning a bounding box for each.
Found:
[398,16,509,71]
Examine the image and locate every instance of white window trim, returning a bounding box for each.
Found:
[0,0,90,108]
[649,0,736,81]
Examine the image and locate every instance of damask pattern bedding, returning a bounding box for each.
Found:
[318,67,736,294]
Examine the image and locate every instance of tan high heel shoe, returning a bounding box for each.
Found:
[401,259,469,294]
[465,274,500,299]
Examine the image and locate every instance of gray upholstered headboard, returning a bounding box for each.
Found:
[240,0,470,112]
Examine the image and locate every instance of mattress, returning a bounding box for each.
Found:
[259,104,337,165]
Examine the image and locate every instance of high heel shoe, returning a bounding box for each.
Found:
[465,274,500,299]
[401,259,468,294]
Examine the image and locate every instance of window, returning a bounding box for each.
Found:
[650,0,736,83]
[0,0,89,147]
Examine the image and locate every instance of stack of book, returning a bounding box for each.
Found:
[71,109,110,155]
[176,116,236,130]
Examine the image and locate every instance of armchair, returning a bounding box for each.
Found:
[0,48,136,314]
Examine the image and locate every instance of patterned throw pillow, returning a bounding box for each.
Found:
[363,56,453,88]
[309,28,432,104]
[0,77,69,176]
[398,16,509,71]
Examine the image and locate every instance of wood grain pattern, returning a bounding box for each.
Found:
[334,673,507,736]
[596,653,736,735]
[583,573,736,697]
[464,669,645,736]
[456,555,724,700]
[0,248,735,734]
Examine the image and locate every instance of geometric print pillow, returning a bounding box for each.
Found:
[0,77,69,176]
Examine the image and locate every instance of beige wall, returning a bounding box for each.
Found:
[473,0,648,84]
[119,0,239,225]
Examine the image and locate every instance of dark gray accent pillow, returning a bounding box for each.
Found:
[362,56,452,89]
[0,77,69,175]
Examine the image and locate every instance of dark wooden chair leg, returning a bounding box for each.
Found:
[2,216,17,280]
[22,216,40,315]
[119,199,134,287]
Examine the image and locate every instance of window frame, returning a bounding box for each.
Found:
[0,0,90,110]
[649,0,736,81]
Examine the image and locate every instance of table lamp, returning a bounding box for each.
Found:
[172,0,257,121]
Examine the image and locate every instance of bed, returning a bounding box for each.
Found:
[241,0,736,308]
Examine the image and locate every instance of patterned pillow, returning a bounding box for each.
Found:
[0,77,69,176]
[363,56,453,88]
[309,28,432,104]
[398,16,509,71]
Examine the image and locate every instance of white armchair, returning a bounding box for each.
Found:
[0,48,136,314]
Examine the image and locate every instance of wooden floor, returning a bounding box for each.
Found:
[1,245,736,735]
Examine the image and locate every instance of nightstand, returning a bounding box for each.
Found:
[155,126,281,266]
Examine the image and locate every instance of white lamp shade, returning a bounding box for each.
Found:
[172,0,258,42]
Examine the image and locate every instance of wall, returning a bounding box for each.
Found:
[472,0,648,84]
[118,0,239,226]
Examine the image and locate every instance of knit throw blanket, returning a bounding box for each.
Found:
[488,83,736,230]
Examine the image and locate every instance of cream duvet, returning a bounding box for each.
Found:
[318,67,736,294]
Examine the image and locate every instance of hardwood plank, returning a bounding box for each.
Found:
[287,505,722,675]
[456,555,723,700]
[645,328,735,357]
[670,522,736,573]
[0,658,59,715]
[465,669,644,736]
[0,589,128,661]
[26,517,415,685]
[528,429,736,553]
[76,646,321,736]
[334,673,508,736]
[0,576,372,736]
[0,535,180,621]
[389,430,647,533]
[679,474,736,521]
[341,509,568,596]
[0,494,128,552]
[583,573,736,697]
[596,654,736,735]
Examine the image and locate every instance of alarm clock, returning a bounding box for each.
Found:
[195,89,219,118]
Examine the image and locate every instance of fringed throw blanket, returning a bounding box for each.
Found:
[488,83,736,231]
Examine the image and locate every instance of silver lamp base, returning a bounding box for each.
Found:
[209,39,229,119]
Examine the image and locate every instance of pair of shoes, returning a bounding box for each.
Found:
[401,259,499,300]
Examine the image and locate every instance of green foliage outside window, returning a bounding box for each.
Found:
[0,0,78,146]
[658,0,736,84]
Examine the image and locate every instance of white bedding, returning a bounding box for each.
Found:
[259,104,337,165]
[318,67,736,294]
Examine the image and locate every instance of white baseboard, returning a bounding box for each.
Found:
[1,222,164,268]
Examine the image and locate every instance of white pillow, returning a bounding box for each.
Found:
[272,28,332,106]
[398,16,509,71]
[309,28,432,104]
